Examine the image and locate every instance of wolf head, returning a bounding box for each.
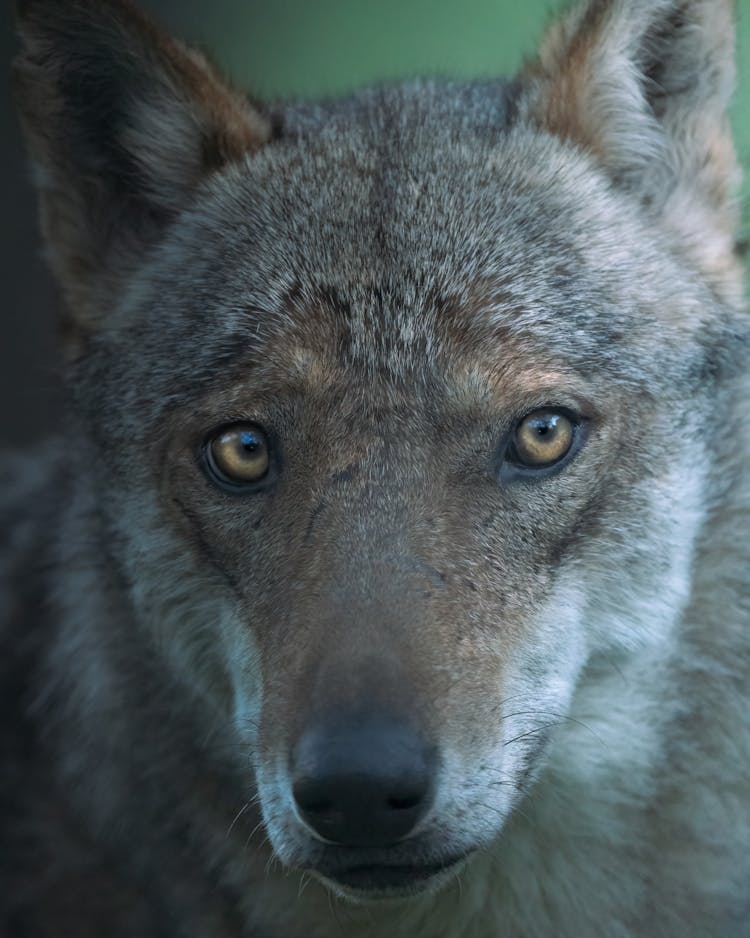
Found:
[15,0,746,900]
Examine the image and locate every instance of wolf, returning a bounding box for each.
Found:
[2,0,748,935]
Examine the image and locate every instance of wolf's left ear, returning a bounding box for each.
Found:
[14,0,270,331]
[522,0,743,303]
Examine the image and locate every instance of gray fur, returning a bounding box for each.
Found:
[2,0,748,935]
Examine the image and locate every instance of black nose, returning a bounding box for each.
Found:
[291,716,435,847]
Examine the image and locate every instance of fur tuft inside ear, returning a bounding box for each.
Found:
[14,0,270,331]
[521,0,743,303]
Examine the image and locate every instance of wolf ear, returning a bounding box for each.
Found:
[14,0,270,330]
[523,0,742,302]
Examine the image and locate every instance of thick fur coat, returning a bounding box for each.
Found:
[2,0,749,935]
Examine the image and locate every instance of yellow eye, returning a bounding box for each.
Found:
[512,410,575,468]
[205,424,270,487]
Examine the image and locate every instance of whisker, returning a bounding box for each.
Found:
[244,818,267,852]
[226,802,250,838]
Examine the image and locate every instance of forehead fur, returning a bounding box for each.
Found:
[93,78,728,428]
[101,93,711,396]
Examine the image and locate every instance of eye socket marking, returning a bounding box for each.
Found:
[501,408,584,480]
[204,423,271,490]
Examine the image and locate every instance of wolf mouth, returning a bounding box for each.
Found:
[313,853,470,897]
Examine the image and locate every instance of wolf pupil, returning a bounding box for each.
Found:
[240,434,260,452]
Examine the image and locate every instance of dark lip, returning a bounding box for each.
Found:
[314,853,469,896]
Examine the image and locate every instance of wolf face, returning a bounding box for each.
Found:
[101,131,728,898]
[13,0,747,916]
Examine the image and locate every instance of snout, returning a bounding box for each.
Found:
[291,714,436,848]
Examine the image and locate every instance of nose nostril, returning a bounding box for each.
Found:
[302,799,334,815]
[292,779,335,817]
[387,792,423,811]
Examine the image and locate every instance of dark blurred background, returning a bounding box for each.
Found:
[2,0,749,446]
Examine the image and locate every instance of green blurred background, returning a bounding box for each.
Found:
[1,0,748,444]
[173,0,749,236]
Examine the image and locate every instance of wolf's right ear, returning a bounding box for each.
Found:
[14,0,270,333]
[521,0,743,304]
